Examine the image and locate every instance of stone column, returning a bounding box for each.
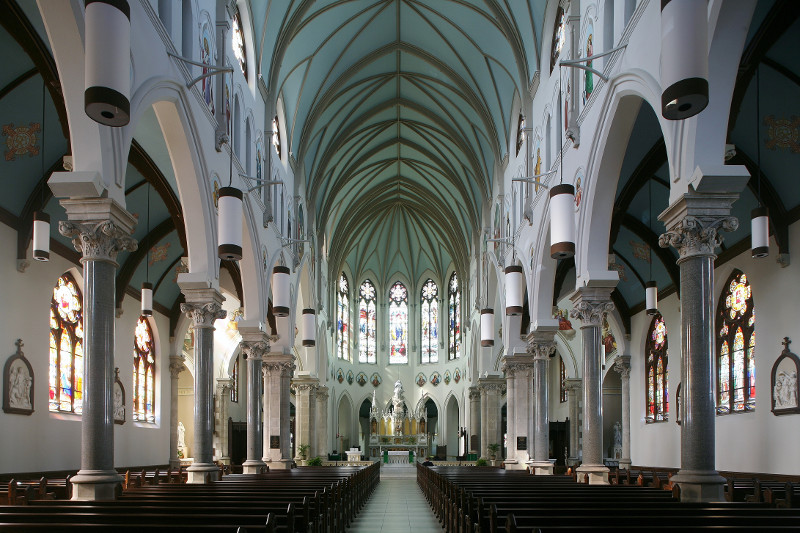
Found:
[240,333,269,474]
[565,378,582,465]
[215,378,231,465]
[502,355,535,470]
[59,198,137,500]
[570,288,614,484]
[169,356,186,469]
[528,333,557,475]
[659,193,738,502]
[478,377,505,461]
[613,356,632,470]
[468,387,480,455]
[180,290,226,483]
[315,386,329,458]
[293,377,319,460]
[262,354,294,469]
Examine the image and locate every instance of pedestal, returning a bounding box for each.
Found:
[262,354,294,468]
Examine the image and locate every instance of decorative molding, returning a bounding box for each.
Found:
[3,339,33,415]
[772,337,800,415]
[613,355,631,380]
[570,300,614,327]
[180,302,227,328]
[59,219,138,265]
[169,356,186,379]
[659,215,738,261]
[527,340,556,360]
[240,340,270,360]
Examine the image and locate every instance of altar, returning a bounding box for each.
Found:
[366,381,430,460]
[386,450,410,464]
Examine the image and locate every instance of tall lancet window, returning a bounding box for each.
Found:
[272,115,281,158]
[358,279,377,364]
[550,3,566,72]
[337,273,350,361]
[420,279,439,364]
[389,281,408,364]
[232,11,247,79]
[717,270,755,414]
[645,313,669,422]
[448,272,461,360]
[133,316,156,423]
[49,273,84,414]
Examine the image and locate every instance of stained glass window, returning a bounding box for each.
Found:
[232,11,247,78]
[133,316,156,423]
[337,273,349,360]
[560,357,567,403]
[645,313,668,422]
[516,114,525,156]
[717,270,755,414]
[389,281,408,364]
[272,116,281,158]
[49,273,84,414]
[448,272,461,360]
[358,279,377,364]
[420,279,439,364]
[550,4,566,72]
[230,354,239,403]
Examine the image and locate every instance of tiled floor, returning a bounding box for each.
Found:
[349,465,442,532]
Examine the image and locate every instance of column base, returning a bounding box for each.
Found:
[528,461,555,475]
[186,463,220,484]
[619,458,632,470]
[504,459,527,471]
[169,459,181,469]
[671,470,726,502]
[242,460,267,474]
[576,464,609,484]
[70,470,124,501]
[265,459,294,470]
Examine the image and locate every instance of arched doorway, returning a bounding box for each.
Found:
[445,396,460,461]
[337,394,354,452]
[425,398,438,458]
[358,399,371,453]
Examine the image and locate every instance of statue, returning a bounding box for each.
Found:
[370,418,377,435]
[113,385,124,422]
[613,421,622,447]
[393,379,404,400]
[178,421,186,449]
[8,364,31,410]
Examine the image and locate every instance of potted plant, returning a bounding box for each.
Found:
[487,443,500,466]
[297,443,310,465]
[306,456,323,466]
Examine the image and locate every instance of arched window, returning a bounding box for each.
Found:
[358,279,377,364]
[337,273,350,360]
[645,313,669,422]
[448,272,461,360]
[560,357,567,403]
[49,273,84,414]
[515,114,525,156]
[230,354,239,403]
[133,317,156,423]
[716,270,755,414]
[389,281,408,364]
[420,279,439,364]
[272,115,281,158]
[550,3,566,72]
[232,11,247,79]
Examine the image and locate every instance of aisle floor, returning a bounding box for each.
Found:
[349,465,442,532]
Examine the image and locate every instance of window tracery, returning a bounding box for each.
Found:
[358,279,377,364]
[232,11,247,78]
[717,270,755,414]
[421,279,439,364]
[646,313,668,422]
[448,272,461,360]
[337,273,350,361]
[389,282,408,365]
[133,316,156,423]
[49,273,84,414]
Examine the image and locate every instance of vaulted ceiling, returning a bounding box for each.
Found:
[253,0,546,285]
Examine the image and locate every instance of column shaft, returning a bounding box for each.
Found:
[528,335,556,474]
[614,356,632,470]
[316,387,329,458]
[169,357,186,468]
[565,379,582,464]
[240,335,269,474]
[262,356,295,469]
[216,379,230,464]
[468,387,480,455]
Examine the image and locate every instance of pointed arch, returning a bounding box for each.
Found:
[133,316,156,423]
[336,272,350,361]
[358,278,377,364]
[388,280,409,364]
[448,271,462,360]
[49,272,84,414]
[716,269,755,414]
[645,313,668,422]
[420,278,439,364]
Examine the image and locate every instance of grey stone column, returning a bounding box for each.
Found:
[59,198,137,501]
[502,355,535,469]
[570,288,614,484]
[262,355,294,469]
[180,290,226,483]
[613,356,632,470]
[503,363,516,465]
[169,356,186,469]
[528,333,557,474]
[468,387,480,454]
[659,193,738,502]
[240,334,269,474]
[315,386,329,458]
[565,378,582,465]
[293,377,319,460]
[215,378,231,465]
[478,377,505,461]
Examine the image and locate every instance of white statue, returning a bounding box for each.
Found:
[8,364,32,410]
[613,421,622,447]
[178,421,186,449]
[393,379,404,400]
[775,370,798,408]
[113,384,125,421]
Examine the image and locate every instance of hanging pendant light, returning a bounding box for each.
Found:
[480,308,494,347]
[272,265,290,317]
[218,186,243,261]
[141,282,153,316]
[302,308,316,347]
[644,180,658,316]
[645,281,658,316]
[84,0,131,126]
[549,184,575,259]
[660,0,708,120]
[751,207,769,258]
[32,211,50,261]
[505,265,523,316]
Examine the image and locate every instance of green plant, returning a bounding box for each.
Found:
[297,443,311,459]
[475,459,488,467]
[306,456,323,466]
[487,443,500,458]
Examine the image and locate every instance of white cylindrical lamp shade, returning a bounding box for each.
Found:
[302,308,316,347]
[272,266,291,317]
[480,308,494,347]
[549,184,575,259]
[141,282,153,316]
[645,281,658,316]
[660,0,709,120]
[505,265,524,316]
[84,0,131,126]
[32,211,50,261]
[217,187,243,261]
[751,207,769,258]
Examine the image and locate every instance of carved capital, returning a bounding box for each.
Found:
[564,378,582,393]
[169,356,186,379]
[181,302,227,328]
[316,386,329,402]
[59,219,137,265]
[262,360,295,378]
[240,340,269,361]
[659,215,738,261]
[478,383,505,394]
[570,300,614,327]
[613,355,631,379]
[527,340,556,360]
[468,387,481,401]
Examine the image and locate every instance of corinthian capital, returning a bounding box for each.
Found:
[241,340,269,360]
[570,300,614,327]
[659,215,738,260]
[527,337,556,360]
[181,302,227,328]
[263,360,295,378]
[59,219,137,265]
[613,355,631,379]
[169,356,186,378]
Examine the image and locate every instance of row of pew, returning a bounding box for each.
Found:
[418,464,800,532]
[0,463,379,532]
